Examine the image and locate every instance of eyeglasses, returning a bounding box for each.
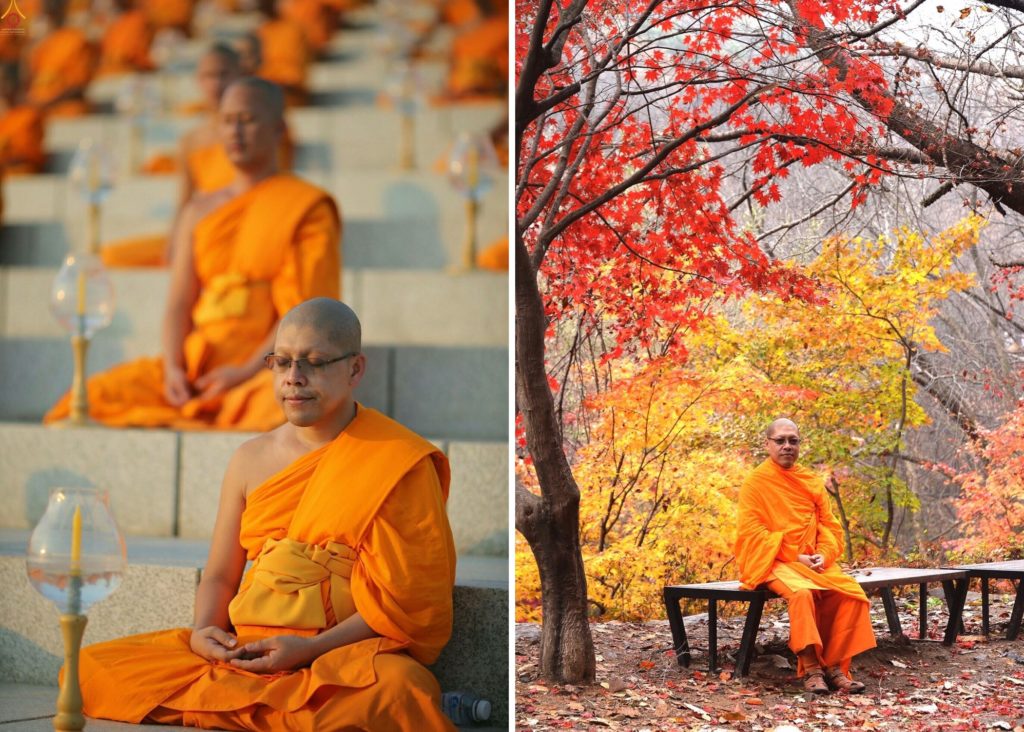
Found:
[263,352,358,375]
[766,436,801,446]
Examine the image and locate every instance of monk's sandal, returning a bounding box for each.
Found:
[802,670,829,695]
[825,668,865,694]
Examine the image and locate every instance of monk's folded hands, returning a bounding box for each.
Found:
[189,625,240,663]
[228,634,316,673]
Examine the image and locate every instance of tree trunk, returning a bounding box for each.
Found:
[515,232,596,684]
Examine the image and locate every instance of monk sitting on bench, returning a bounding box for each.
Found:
[734,418,875,694]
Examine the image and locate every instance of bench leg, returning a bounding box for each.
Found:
[663,590,691,667]
[1008,579,1024,642]
[982,578,990,637]
[942,579,968,646]
[881,588,902,637]
[735,596,764,678]
[708,599,718,673]
[919,583,927,639]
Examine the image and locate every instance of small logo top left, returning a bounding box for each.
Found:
[1,0,27,34]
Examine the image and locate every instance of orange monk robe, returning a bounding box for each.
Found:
[76,407,457,731]
[26,28,96,118]
[47,175,341,430]
[476,234,507,271]
[141,0,194,34]
[257,18,310,107]
[281,0,335,56]
[106,134,296,268]
[734,459,876,676]
[446,16,508,99]
[97,9,155,76]
[0,105,45,174]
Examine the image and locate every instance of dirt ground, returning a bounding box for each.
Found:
[515,590,1024,731]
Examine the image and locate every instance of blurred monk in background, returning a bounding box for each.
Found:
[97,0,155,77]
[442,0,507,101]
[735,418,875,695]
[280,0,337,58]
[47,78,341,430]
[75,297,457,731]
[256,0,310,107]
[26,0,96,117]
[0,64,45,175]
[141,0,194,37]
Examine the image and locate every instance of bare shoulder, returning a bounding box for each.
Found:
[232,425,303,498]
[181,120,217,154]
[182,187,234,227]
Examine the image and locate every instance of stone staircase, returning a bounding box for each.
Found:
[0,4,508,729]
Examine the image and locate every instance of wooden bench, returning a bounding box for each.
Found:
[943,560,1024,640]
[663,567,970,676]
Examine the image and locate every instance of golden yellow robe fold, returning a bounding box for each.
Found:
[77,407,458,731]
[735,459,876,674]
[27,28,95,117]
[46,175,341,430]
[97,9,155,76]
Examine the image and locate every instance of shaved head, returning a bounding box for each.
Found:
[223,76,285,121]
[279,298,361,354]
[766,418,799,439]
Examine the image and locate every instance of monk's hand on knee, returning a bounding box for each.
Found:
[194,365,249,401]
[229,635,314,673]
[164,365,193,407]
[189,625,239,663]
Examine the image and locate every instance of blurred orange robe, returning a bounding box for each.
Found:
[142,0,194,33]
[446,15,508,99]
[46,175,341,430]
[258,18,309,106]
[27,28,95,117]
[476,235,507,271]
[104,137,296,268]
[734,459,876,675]
[76,407,457,731]
[281,0,334,56]
[97,9,155,76]
[0,105,45,174]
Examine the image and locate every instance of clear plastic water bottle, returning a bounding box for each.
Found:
[441,691,492,725]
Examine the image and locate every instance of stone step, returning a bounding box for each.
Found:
[0,424,507,556]
[1,169,507,269]
[0,267,507,347]
[0,535,508,727]
[0,337,507,440]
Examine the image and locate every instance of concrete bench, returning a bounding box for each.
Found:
[944,560,1024,640]
[663,567,970,676]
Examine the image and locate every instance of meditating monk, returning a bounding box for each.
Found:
[74,297,458,730]
[102,43,244,268]
[26,0,96,117]
[734,418,875,694]
[46,77,341,430]
[97,0,155,77]
[256,0,310,107]
[0,65,45,175]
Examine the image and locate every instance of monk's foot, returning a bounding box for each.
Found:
[824,667,865,694]
[802,670,829,695]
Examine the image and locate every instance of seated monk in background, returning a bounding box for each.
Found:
[26,0,96,118]
[280,0,337,58]
[443,0,507,101]
[0,64,46,175]
[735,418,875,695]
[47,78,341,430]
[256,0,310,107]
[76,298,458,730]
[97,0,156,77]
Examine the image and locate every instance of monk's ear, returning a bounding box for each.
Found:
[348,354,367,388]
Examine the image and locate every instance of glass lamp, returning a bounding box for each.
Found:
[26,487,126,731]
[67,140,115,254]
[384,62,425,170]
[50,253,115,426]
[447,132,499,270]
[115,75,160,174]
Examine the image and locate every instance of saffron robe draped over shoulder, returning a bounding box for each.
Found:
[77,407,458,731]
[46,174,341,430]
[27,28,96,117]
[735,459,876,671]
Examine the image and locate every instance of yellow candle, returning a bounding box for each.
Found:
[70,504,82,571]
[76,268,86,317]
